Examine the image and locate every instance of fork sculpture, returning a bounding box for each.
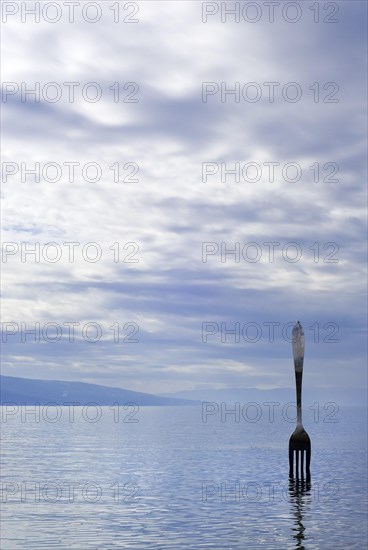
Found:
[289,321,311,479]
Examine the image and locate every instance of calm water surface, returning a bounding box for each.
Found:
[1,405,367,549]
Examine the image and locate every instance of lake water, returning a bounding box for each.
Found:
[1,404,367,549]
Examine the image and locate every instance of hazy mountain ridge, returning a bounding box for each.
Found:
[0,375,198,406]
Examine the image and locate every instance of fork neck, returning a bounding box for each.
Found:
[295,362,303,429]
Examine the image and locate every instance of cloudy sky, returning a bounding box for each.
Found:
[2,1,367,394]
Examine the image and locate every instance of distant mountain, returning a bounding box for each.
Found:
[0,375,198,406]
[1,376,365,407]
[160,387,367,407]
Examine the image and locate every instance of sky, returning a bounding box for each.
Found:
[1,1,367,394]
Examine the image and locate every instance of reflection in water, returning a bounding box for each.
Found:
[289,476,312,550]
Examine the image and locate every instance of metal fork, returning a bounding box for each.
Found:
[289,321,311,479]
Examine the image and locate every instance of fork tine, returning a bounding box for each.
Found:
[295,450,299,477]
[289,447,294,477]
[301,449,304,474]
[306,446,311,476]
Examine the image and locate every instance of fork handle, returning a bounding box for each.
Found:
[292,321,305,428]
